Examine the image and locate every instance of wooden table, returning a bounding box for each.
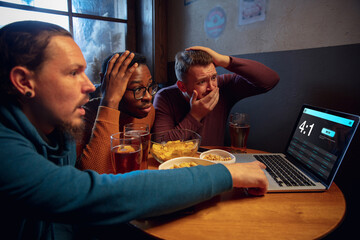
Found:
[131,147,346,240]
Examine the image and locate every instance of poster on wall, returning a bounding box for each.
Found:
[204,6,227,39]
[238,0,266,25]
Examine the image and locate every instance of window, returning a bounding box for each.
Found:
[0,0,128,84]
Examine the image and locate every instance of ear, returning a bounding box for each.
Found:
[176,80,187,93]
[9,66,35,96]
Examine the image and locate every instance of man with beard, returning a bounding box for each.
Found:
[76,52,157,173]
[0,21,268,239]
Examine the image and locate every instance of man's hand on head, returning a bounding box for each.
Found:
[186,46,230,68]
[100,51,138,109]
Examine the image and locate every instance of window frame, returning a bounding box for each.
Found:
[0,0,128,34]
[0,0,138,84]
[0,1,169,85]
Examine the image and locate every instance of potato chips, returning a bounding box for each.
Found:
[170,161,198,169]
[151,140,198,162]
[202,154,232,161]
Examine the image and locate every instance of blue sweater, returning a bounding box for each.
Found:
[0,103,233,239]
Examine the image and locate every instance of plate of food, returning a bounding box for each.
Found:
[199,149,236,164]
[158,157,214,170]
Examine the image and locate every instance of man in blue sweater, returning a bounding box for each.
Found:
[0,21,268,239]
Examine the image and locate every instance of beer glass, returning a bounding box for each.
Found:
[110,132,142,173]
[124,123,150,170]
[229,113,250,153]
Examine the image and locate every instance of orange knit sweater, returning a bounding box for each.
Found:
[76,98,155,173]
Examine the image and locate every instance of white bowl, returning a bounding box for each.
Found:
[199,149,236,164]
[158,157,214,170]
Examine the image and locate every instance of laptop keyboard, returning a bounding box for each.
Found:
[254,155,316,187]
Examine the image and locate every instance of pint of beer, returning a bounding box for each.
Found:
[110,132,142,173]
[229,113,250,153]
[124,123,150,170]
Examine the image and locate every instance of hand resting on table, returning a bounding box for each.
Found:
[224,161,268,196]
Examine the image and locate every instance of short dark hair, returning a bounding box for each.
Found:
[101,52,147,75]
[0,21,72,99]
[175,50,213,82]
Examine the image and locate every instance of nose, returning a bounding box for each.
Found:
[82,73,96,94]
[207,80,216,90]
[142,89,152,101]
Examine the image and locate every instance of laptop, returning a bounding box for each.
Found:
[235,104,360,192]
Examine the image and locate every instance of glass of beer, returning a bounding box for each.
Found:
[124,123,150,170]
[229,113,250,153]
[110,132,142,173]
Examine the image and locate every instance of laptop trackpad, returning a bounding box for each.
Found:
[234,154,257,163]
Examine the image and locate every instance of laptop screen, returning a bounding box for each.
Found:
[285,105,359,187]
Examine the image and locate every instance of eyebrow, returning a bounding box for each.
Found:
[196,76,212,82]
[196,72,217,81]
[69,63,86,70]
[61,64,85,74]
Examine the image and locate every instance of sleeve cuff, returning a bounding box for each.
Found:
[209,163,233,192]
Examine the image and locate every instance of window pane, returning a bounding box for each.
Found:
[73,17,126,84]
[2,0,67,11]
[0,7,69,30]
[72,0,127,19]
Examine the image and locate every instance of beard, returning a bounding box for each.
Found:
[57,118,85,142]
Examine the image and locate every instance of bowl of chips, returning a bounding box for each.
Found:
[158,157,214,170]
[150,129,201,163]
[199,149,236,164]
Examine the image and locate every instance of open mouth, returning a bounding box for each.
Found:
[76,99,89,115]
